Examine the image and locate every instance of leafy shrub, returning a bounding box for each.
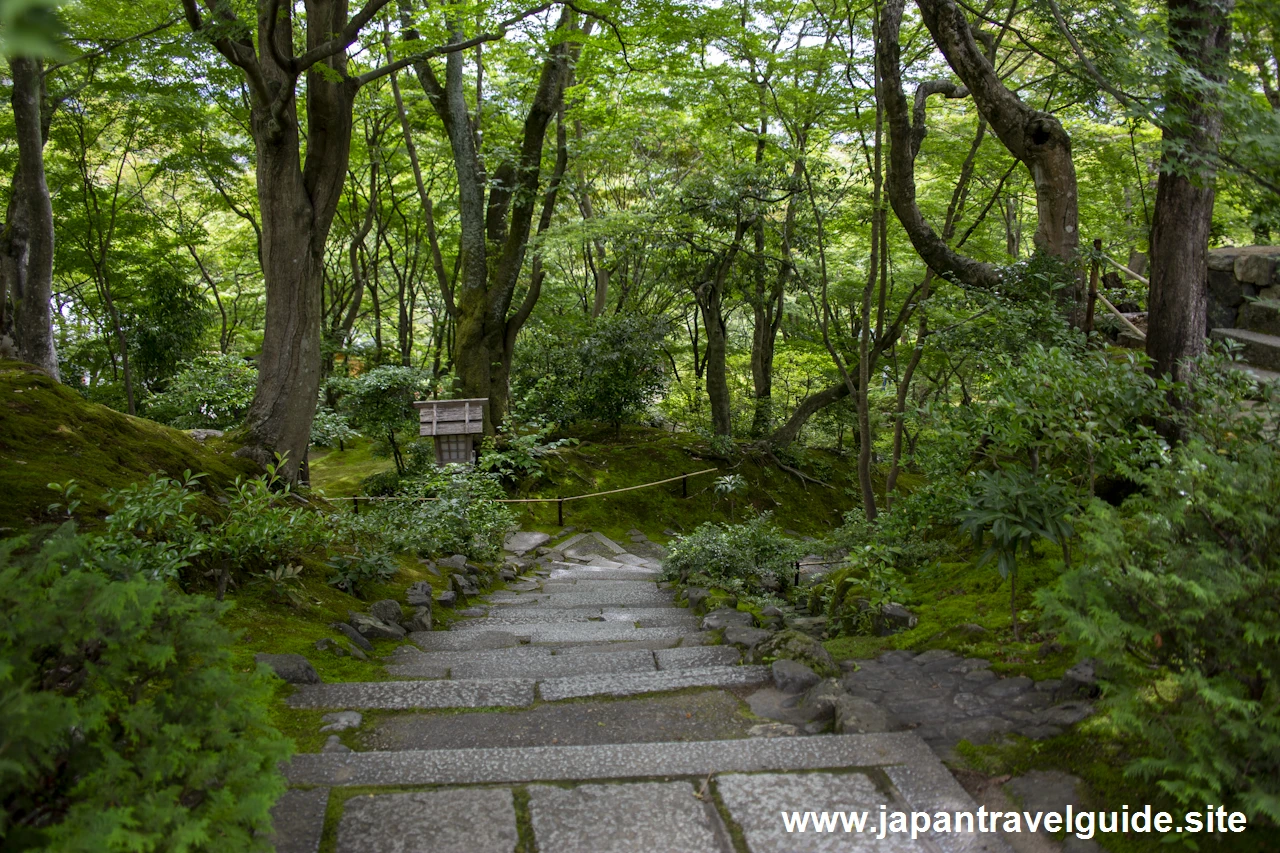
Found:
[326,549,398,598]
[958,468,1074,640]
[360,470,401,497]
[807,553,909,637]
[476,424,578,485]
[513,315,670,432]
[662,513,801,596]
[329,366,430,475]
[309,407,359,448]
[0,525,290,851]
[1041,355,1280,824]
[146,353,257,430]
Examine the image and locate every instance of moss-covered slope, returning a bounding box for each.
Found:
[0,360,256,532]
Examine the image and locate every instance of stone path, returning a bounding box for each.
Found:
[270,530,1035,852]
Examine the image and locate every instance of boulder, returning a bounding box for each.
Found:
[348,612,406,640]
[255,653,320,684]
[800,678,847,720]
[438,554,469,570]
[723,625,772,651]
[417,558,440,577]
[701,608,754,631]
[330,621,374,653]
[1056,659,1100,701]
[436,590,458,608]
[500,568,517,582]
[450,573,476,597]
[504,531,551,555]
[319,711,363,733]
[684,587,711,615]
[772,659,821,695]
[752,629,840,679]
[877,603,918,634]
[833,697,901,734]
[405,581,434,607]
[370,599,402,625]
[315,637,368,662]
[403,606,432,633]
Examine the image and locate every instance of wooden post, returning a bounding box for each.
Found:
[682,475,688,498]
[353,496,360,515]
[1085,238,1101,336]
[558,499,564,526]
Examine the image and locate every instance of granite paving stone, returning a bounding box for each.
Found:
[537,588,675,608]
[286,732,930,787]
[538,665,771,701]
[287,679,536,710]
[336,788,517,853]
[408,630,524,651]
[654,646,742,670]
[269,788,328,853]
[505,531,551,555]
[364,691,759,751]
[450,649,656,680]
[452,609,603,627]
[529,782,731,853]
[716,771,924,852]
[485,623,693,644]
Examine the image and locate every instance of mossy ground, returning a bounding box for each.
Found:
[0,360,257,532]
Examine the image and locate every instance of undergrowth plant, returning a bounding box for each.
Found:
[662,512,801,596]
[0,525,290,851]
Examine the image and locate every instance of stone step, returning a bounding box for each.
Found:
[393,649,659,680]
[408,630,526,652]
[1211,327,1280,371]
[362,691,761,752]
[286,664,764,710]
[1225,360,1280,385]
[527,588,676,608]
[1239,299,1280,337]
[538,665,771,701]
[451,622,694,644]
[654,646,741,670]
[277,732,1014,853]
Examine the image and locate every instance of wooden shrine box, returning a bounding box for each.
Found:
[414,398,486,466]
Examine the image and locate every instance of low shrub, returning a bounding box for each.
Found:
[662,513,801,596]
[0,525,290,851]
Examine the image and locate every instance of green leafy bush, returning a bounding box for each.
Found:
[329,366,430,475]
[1040,357,1280,824]
[309,407,359,448]
[662,513,801,596]
[476,424,577,484]
[0,525,290,851]
[146,353,257,430]
[325,549,398,598]
[364,468,516,562]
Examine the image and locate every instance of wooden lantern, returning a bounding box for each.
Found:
[413,398,487,466]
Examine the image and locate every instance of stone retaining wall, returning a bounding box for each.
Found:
[1207,245,1280,330]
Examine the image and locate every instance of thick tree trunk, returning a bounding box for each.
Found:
[913,0,1082,316]
[702,294,732,437]
[2,56,58,379]
[1146,0,1234,382]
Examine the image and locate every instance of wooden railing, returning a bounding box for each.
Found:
[1086,238,1147,341]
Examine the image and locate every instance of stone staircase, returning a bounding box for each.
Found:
[1208,245,1280,385]
[269,531,1014,852]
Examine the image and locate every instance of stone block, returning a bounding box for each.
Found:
[405,581,433,607]
[336,789,517,853]
[834,696,901,734]
[348,612,405,640]
[701,607,754,631]
[255,653,319,684]
[772,659,821,694]
[723,625,772,651]
[269,788,328,853]
[369,599,402,624]
[330,621,374,653]
[528,782,729,853]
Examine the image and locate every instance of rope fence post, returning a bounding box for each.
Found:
[1086,238,1101,335]
[682,475,688,498]
[558,498,564,527]
[353,496,360,515]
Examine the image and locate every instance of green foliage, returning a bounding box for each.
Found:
[309,407,359,448]
[329,367,430,475]
[476,425,579,485]
[662,513,801,596]
[361,467,517,562]
[252,562,305,608]
[146,354,257,431]
[0,524,290,852]
[325,549,397,598]
[514,315,671,431]
[1039,365,1280,825]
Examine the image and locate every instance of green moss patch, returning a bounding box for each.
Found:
[0,360,256,532]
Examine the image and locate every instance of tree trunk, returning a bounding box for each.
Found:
[769,381,851,448]
[913,0,1082,317]
[409,10,577,433]
[2,56,58,379]
[702,293,732,437]
[1146,0,1234,382]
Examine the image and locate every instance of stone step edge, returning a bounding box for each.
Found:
[283,733,1009,852]
[287,666,770,710]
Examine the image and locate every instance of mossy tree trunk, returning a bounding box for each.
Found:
[2,56,59,380]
